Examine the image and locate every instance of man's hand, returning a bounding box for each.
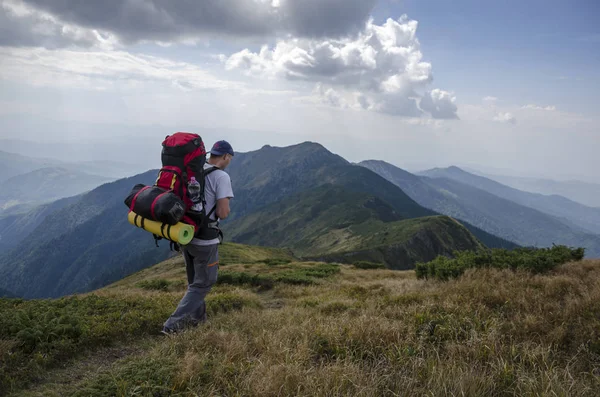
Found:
[216,197,231,220]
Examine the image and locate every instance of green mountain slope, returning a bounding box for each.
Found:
[421,166,600,234]
[0,167,113,211]
[358,160,518,249]
[0,195,81,251]
[361,160,600,257]
[227,142,434,221]
[225,185,484,269]
[228,143,514,249]
[0,170,172,299]
[0,287,15,298]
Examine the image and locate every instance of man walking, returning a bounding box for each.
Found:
[162,140,235,334]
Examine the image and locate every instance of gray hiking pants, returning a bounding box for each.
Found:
[163,244,219,331]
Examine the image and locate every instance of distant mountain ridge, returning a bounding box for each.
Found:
[0,194,82,251]
[0,150,60,182]
[419,166,600,235]
[0,167,113,211]
[0,150,145,182]
[478,172,600,209]
[360,161,600,257]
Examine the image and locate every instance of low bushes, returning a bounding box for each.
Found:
[352,261,387,270]
[136,279,184,291]
[218,263,340,288]
[415,245,585,281]
[0,294,176,393]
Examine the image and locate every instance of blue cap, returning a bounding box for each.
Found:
[210,140,234,156]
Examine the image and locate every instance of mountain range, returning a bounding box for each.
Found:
[0,194,81,252]
[0,142,503,298]
[419,166,600,235]
[480,173,600,208]
[0,171,173,299]
[225,185,483,269]
[224,143,516,250]
[0,150,144,182]
[0,167,112,211]
[360,161,600,256]
[1,141,595,299]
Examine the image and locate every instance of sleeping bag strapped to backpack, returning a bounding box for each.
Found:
[125,132,213,235]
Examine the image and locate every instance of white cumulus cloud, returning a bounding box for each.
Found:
[522,104,557,111]
[226,16,458,119]
[420,89,458,120]
[493,112,517,124]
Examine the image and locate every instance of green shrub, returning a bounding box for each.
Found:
[217,272,275,289]
[272,273,315,285]
[415,245,585,281]
[0,294,176,393]
[207,293,262,315]
[136,279,170,291]
[352,261,386,270]
[298,263,340,278]
[262,258,293,266]
[272,263,340,285]
[218,264,340,288]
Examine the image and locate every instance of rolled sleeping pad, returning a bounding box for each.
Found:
[128,211,194,246]
[124,184,185,225]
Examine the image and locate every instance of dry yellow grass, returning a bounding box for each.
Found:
[8,256,600,396]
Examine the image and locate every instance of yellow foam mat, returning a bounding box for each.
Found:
[127,211,194,246]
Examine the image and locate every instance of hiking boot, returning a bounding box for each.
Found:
[160,327,178,336]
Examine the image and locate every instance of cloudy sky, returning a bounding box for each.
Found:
[0,0,598,180]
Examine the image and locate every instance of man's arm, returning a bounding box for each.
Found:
[215,198,230,220]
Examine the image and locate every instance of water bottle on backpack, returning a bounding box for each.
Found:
[187,176,202,204]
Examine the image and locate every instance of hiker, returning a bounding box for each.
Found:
[162,140,235,334]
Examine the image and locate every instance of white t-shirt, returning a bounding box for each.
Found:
[190,163,234,246]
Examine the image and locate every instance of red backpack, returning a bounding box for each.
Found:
[155,132,211,232]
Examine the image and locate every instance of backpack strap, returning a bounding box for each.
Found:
[202,166,221,221]
[206,205,218,220]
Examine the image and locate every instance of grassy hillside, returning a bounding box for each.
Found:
[225,185,483,269]
[1,243,599,396]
